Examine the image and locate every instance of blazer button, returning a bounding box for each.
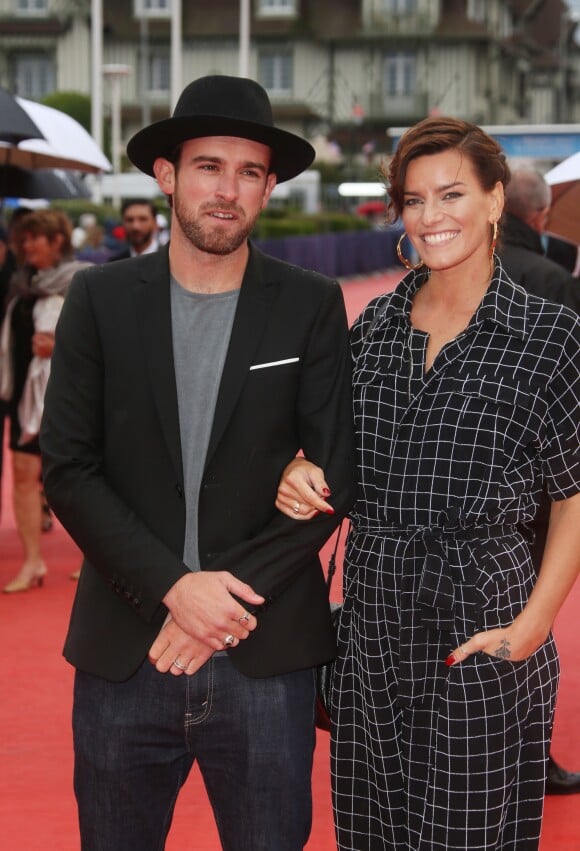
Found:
[176,484,184,498]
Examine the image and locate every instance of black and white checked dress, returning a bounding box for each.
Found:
[332,262,580,851]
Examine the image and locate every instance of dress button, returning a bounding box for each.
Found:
[176,484,184,498]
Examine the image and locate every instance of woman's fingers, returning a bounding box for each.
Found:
[277,460,335,517]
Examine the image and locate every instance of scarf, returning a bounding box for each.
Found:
[0,258,92,403]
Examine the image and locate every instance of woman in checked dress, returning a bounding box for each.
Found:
[277,117,580,850]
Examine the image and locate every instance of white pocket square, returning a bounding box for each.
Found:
[249,357,300,371]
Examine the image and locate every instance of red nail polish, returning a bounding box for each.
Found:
[322,488,331,495]
[445,653,456,667]
[325,507,335,515]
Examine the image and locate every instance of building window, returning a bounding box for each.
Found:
[133,0,170,18]
[467,0,486,23]
[257,0,297,18]
[380,0,417,13]
[147,52,170,94]
[259,52,293,96]
[384,52,416,97]
[13,0,48,13]
[12,53,55,99]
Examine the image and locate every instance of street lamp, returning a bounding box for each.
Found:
[103,63,131,209]
[239,0,250,77]
[560,10,580,122]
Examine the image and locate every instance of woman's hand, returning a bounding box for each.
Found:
[446,616,551,667]
[276,457,335,520]
[32,331,55,358]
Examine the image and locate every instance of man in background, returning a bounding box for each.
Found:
[108,198,160,261]
[500,165,580,795]
[546,233,579,277]
[500,166,579,312]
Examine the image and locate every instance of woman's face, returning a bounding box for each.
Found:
[401,148,503,275]
[20,231,63,270]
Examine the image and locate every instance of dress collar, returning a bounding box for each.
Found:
[380,257,528,341]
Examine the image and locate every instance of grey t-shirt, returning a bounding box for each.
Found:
[170,275,239,571]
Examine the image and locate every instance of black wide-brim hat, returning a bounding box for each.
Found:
[127,74,315,184]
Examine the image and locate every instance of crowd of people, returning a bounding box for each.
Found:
[1,74,579,851]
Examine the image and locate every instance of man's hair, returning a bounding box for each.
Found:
[504,168,551,220]
[121,198,157,218]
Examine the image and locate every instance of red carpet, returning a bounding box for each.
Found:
[1,270,578,849]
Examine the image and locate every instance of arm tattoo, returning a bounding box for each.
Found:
[494,638,512,660]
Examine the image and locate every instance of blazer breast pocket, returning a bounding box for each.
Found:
[249,357,300,371]
[246,357,301,408]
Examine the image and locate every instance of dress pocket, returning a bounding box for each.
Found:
[472,535,535,631]
[435,374,539,480]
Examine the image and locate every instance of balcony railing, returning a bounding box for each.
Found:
[361,10,436,36]
[368,90,428,119]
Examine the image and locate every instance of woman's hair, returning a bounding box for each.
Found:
[15,209,74,258]
[384,116,511,223]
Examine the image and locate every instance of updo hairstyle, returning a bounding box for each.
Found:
[384,116,511,224]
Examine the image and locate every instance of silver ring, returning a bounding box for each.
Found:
[223,634,235,647]
[293,502,300,514]
[172,657,188,671]
[239,612,250,625]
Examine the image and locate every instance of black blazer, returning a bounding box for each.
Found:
[41,245,356,682]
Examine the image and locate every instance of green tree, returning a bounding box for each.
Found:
[41,91,92,133]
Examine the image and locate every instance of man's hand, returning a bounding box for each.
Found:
[163,570,264,652]
[149,617,215,676]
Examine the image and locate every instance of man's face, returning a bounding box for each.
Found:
[122,203,157,252]
[154,136,276,256]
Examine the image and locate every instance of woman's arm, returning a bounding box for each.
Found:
[449,490,580,665]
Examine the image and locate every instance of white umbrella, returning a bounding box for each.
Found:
[544,152,580,246]
[0,97,112,174]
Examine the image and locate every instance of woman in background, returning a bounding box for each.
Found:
[1,210,90,593]
[277,117,580,850]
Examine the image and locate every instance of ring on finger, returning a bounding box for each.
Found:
[172,657,188,671]
[293,501,300,514]
[238,612,250,625]
[223,634,235,647]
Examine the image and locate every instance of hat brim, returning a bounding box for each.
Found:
[127,115,315,184]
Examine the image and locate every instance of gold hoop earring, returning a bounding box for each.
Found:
[489,220,498,258]
[396,233,424,271]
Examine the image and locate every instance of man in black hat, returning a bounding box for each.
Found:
[40,75,355,851]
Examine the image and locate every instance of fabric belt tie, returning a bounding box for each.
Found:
[351,515,518,631]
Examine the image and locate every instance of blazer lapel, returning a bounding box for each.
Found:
[205,246,278,466]
[133,247,184,484]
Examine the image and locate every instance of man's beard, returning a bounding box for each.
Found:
[129,230,154,250]
[173,194,258,256]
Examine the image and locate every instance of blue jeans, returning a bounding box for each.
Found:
[73,654,316,851]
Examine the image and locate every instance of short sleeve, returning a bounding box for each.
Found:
[540,310,580,500]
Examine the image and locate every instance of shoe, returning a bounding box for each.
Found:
[3,562,47,594]
[545,756,580,795]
